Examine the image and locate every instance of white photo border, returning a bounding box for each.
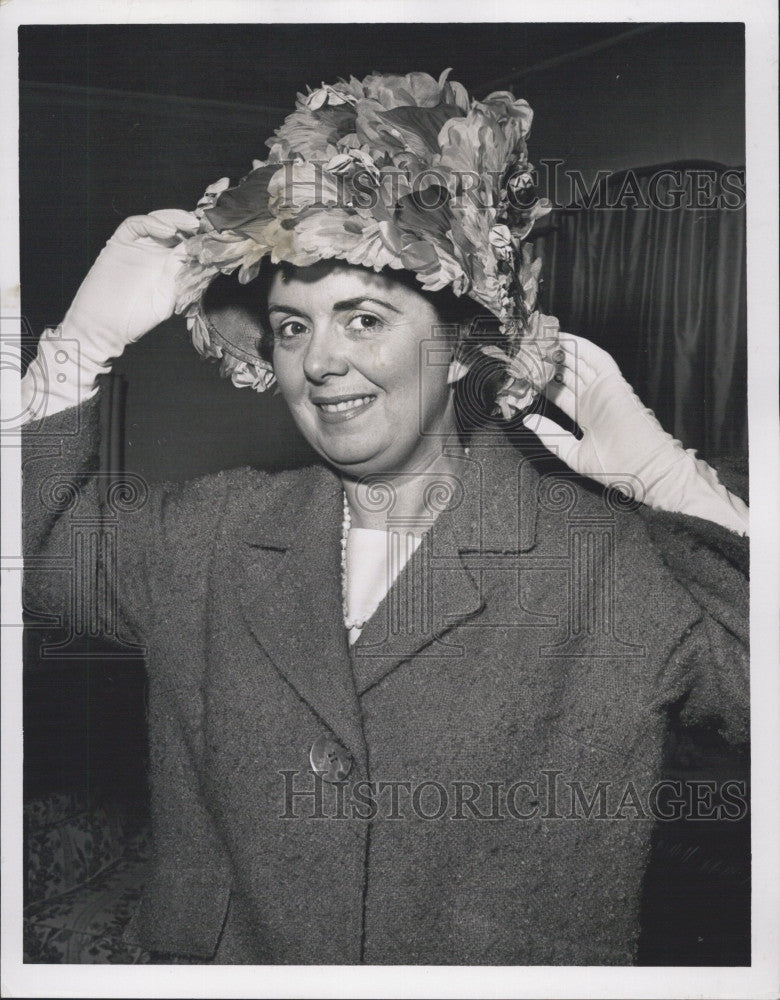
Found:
[1,2,777,998]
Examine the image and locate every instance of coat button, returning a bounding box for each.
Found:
[310,735,353,783]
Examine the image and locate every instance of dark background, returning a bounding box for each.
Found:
[20,22,749,966]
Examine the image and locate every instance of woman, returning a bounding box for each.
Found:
[21,70,749,964]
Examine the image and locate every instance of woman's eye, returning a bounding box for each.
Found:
[275,320,308,340]
[346,313,383,333]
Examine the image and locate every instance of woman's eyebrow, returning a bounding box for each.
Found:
[333,297,402,314]
[267,304,311,318]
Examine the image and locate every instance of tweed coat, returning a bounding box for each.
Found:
[22,393,749,965]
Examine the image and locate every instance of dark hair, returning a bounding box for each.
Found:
[251,258,512,434]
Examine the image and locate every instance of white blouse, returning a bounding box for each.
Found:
[344,526,423,645]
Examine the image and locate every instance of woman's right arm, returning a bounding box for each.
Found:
[21,209,199,420]
[22,210,199,644]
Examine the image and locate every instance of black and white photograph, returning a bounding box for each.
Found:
[1,3,778,998]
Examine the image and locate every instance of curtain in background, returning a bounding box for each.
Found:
[533,162,747,458]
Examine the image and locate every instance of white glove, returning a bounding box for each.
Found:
[523,334,749,536]
[21,209,199,421]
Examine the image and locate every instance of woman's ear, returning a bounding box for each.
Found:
[447,357,470,384]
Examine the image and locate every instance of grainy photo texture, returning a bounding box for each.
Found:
[17,22,750,970]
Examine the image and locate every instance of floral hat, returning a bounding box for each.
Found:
[174,69,560,417]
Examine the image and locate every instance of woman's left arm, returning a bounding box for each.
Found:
[522,333,749,536]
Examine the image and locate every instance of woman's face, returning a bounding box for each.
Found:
[267,264,459,477]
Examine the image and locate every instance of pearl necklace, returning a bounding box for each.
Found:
[341,490,367,629]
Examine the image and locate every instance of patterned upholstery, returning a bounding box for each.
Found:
[23,792,152,964]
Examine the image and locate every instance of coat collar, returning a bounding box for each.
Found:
[236,432,552,757]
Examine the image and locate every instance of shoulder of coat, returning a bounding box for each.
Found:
[163,462,329,535]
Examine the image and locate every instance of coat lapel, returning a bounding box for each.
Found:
[238,464,367,769]
[350,437,546,694]
[349,504,485,693]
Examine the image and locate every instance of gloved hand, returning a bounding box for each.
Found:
[522,334,749,535]
[21,209,199,420]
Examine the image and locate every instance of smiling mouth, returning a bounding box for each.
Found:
[312,394,377,423]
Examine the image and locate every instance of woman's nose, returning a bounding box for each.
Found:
[302,324,349,383]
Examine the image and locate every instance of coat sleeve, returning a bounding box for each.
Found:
[22,389,197,648]
[640,457,749,744]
